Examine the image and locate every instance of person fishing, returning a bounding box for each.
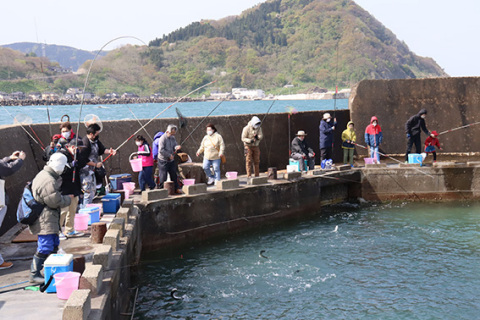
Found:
[151,130,164,187]
[405,109,430,162]
[29,153,73,283]
[291,130,315,172]
[319,113,336,161]
[196,124,225,185]
[135,135,156,191]
[364,116,383,163]
[43,134,61,162]
[241,116,263,178]
[157,124,182,194]
[78,123,116,207]
[0,151,26,270]
[424,130,442,163]
[341,121,356,167]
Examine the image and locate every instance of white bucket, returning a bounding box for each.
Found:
[286,165,298,173]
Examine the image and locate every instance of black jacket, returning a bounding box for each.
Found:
[58,148,84,196]
[78,136,106,165]
[0,156,24,206]
[291,137,314,156]
[405,109,429,137]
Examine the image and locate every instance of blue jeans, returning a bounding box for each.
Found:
[203,158,221,181]
[370,146,380,162]
[37,234,60,255]
[139,166,155,191]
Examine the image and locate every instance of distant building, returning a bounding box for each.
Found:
[10,92,25,100]
[210,92,233,100]
[28,92,42,100]
[104,93,119,99]
[232,88,265,100]
[42,92,60,100]
[0,92,10,100]
[77,92,95,100]
[150,93,162,99]
[121,92,139,99]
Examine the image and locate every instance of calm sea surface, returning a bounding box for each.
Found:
[0,99,348,126]
[134,202,480,319]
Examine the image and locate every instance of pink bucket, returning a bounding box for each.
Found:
[74,213,89,231]
[225,171,238,179]
[364,158,375,164]
[54,271,80,300]
[129,153,142,172]
[183,179,195,186]
[123,182,135,199]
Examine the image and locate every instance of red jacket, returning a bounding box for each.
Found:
[424,136,440,149]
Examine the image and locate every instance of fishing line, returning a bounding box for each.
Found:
[29,126,46,150]
[128,107,154,141]
[179,99,225,145]
[1,106,43,149]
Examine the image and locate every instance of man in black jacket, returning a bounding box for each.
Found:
[291,130,315,172]
[405,109,430,162]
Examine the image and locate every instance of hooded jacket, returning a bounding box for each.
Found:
[341,121,356,149]
[152,131,164,161]
[365,116,383,147]
[405,109,429,137]
[319,118,336,149]
[242,116,263,147]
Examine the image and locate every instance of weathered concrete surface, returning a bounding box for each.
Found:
[350,78,480,158]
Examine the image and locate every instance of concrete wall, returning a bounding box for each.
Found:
[0,109,350,236]
[349,77,480,157]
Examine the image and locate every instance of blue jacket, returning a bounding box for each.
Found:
[152,131,164,161]
[319,119,336,149]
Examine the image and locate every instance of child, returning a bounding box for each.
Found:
[341,121,356,166]
[364,116,383,163]
[135,135,156,191]
[424,130,442,162]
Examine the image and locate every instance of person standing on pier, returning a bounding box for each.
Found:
[0,151,26,270]
[319,113,336,161]
[135,135,156,191]
[364,116,383,163]
[405,109,430,162]
[157,125,182,194]
[197,124,225,185]
[242,116,263,177]
[342,121,357,166]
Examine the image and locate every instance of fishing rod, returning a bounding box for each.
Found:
[1,106,43,150]
[333,40,339,120]
[128,107,153,141]
[259,99,277,127]
[102,80,217,163]
[438,121,480,135]
[354,142,434,178]
[179,99,225,145]
[46,105,53,139]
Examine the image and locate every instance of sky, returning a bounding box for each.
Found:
[1,0,478,77]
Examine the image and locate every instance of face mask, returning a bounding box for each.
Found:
[136,141,142,146]
[373,122,377,127]
[61,131,71,139]
[207,130,214,136]
[349,126,354,129]
[421,115,426,119]
[326,119,331,123]
[253,123,260,129]
[94,135,99,141]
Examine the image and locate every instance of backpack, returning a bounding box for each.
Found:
[16,181,45,225]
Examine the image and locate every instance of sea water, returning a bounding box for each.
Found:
[0,99,348,126]
[133,202,480,319]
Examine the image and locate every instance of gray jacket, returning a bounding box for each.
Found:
[0,156,24,206]
[158,134,177,162]
[29,166,71,235]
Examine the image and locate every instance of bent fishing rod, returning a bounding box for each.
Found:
[438,120,480,135]
[128,107,154,141]
[102,80,217,163]
[179,99,225,145]
[1,105,43,150]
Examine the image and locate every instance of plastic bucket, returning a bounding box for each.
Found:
[129,153,142,172]
[74,213,89,231]
[364,158,375,164]
[286,165,298,173]
[123,182,135,191]
[183,179,195,186]
[225,171,238,179]
[54,271,80,300]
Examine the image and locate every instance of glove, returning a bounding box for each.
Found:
[406,134,411,138]
[308,153,315,158]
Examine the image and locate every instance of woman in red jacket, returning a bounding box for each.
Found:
[424,130,442,162]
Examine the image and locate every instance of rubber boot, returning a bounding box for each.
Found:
[29,252,48,284]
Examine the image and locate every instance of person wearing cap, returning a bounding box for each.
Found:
[291,130,315,172]
[29,153,73,283]
[405,109,430,162]
[424,130,442,162]
[319,113,337,161]
[241,116,263,177]
[342,121,356,166]
[0,150,26,270]
[157,124,182,193]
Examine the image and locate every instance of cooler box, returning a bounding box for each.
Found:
[408,153,423,165]
[79,207,100,225]
[289,158,308,172]
[44,254,74,293]
[102,193,121,213]
[109,174,132,191]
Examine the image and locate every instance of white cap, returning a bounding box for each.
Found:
[323,113,331,120]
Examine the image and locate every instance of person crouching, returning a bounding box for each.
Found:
[29,153,72,283]
[291,130,315,172]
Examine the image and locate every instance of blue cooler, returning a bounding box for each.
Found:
[289,158,308,172]
[109,174,132,191]
[79,207,100,225]
[44,254,74,293]
[408,153,423,165]
[102,193,121,213]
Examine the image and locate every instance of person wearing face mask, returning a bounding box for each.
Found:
[405,109,430,162]
[291,130,315,172]
[241,116,263,177]
[342,121,357,166]
[43,134,62,162]
[157,124,182,193]
[196,124,225,185]
[78,123,116,207]
[135,135,156,191]
[364,116,383,163]
[319,113,337,161]
[29,153,73,283]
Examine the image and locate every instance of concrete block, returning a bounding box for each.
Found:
[183,183,207,195]
[116,207,131,220]
[247,176,268,185]
[216,179,240,190]
[142,189,168,202]
[399,163,421,168]
[122,198,134,208]
[365,163,387,168]
[467,161,480,167]
[337,164,352,171]
[92,245,112,268]
[308,170,324,176]
[109,217,125,237]
[63,289,91,320]
[433,161,456,168]
[283,172,302,180]
[103,229,120,251]
[79,264,103,295]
